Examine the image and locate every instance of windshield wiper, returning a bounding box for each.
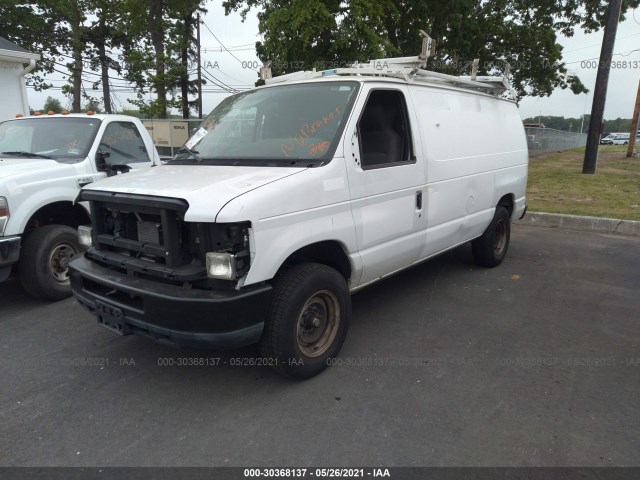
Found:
[1,151,55,160]
[172,146,202,163]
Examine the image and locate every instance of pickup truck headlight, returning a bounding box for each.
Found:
[0,197,9,236]
[206,252,237,280]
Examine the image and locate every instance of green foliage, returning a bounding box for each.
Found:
[523,115,633,133]
[42,96,63,113]
[601,118,634,133]
[5,0,639,117]
[120,0,206,118]
[0,1,63,91]
[82,98,103,113]
[1,0,206,118]
[224,0,640,99]
[118,108,144,118]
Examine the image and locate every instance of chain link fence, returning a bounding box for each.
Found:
[142,119,204,159]
[525,127,587,157]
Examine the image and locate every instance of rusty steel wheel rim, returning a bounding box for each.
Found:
[493,219,507,257]
[296,290,340,358]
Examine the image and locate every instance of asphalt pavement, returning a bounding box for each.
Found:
[1,224,639,467]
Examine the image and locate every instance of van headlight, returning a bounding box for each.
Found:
[0,197,9,236]
[78,225,93,247]
[206,252,237,280]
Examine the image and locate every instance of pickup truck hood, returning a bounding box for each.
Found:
[82,164,306,221]
[0,158,72,181]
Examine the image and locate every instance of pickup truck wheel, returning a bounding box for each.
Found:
[472,206,511,267]
[19,225,81,301]
[260,263,351,380]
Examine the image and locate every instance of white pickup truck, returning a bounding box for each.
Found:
[0,113,160,300]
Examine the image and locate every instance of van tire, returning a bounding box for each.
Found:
[260,263,351,380]
[472,206,511,268]
[19,225,81,301]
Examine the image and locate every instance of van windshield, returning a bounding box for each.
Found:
[171,81,359,166]
[0,117,101,163]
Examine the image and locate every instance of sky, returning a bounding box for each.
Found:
[25,3,640,125]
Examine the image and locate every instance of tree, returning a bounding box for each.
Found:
[0,1,65,91]
[82,98,103,113]
[3,0,91,112]
[168,0,206,118]
[120,0,206,118]
[83,0,127,113]
[56,0,90,112]
[43,96,63,113]
[223,0,640,99]
[3,0,207,118]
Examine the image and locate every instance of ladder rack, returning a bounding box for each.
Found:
[262,33,515,99]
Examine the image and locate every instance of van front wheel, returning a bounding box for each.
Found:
[260,263,351,380]
[472,206,511,267]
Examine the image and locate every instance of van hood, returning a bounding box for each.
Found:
[82,164,306,221]
[0,158,70,181]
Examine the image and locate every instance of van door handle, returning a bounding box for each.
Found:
[416,191,423,210]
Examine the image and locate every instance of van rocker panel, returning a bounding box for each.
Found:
[69,256,271,349]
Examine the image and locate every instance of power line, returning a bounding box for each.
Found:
[563,32,640,54]
[203,66,242,92]
[564,48,640,65]
[201,68,236,93]
[215,68,251,86]
[201,21,244,65]
[51,61,131,86]
[202,46,255,53]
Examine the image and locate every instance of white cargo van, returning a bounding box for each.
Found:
[69,51,528,379]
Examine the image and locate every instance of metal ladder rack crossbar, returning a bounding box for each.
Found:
[264,57,513,98]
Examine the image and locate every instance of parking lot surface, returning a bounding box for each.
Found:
[1,224,639,467]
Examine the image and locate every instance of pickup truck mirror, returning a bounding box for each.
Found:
[96,150,110,172]
[96,150,131,176]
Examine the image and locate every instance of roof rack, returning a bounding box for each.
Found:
[262,32,515,99]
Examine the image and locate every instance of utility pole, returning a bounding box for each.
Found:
[626,79,640,158]
[580,92,589,133]
[583,0,622,174]
[196,13,203,119]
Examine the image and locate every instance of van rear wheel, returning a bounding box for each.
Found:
[260,263,351,380]
[472,206,511,267]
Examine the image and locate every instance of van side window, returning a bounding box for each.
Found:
[98,122,150,165]
[358,90,413,169]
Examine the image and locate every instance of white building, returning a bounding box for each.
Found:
[0,37,40,122]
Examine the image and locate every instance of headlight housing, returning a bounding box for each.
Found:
[206,252,238,280]
[78,225,93,247]
[0,197,9,236]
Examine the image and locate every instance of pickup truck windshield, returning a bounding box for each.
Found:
[174,81,359,166]
[0,117,101,163]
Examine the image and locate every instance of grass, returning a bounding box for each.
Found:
[527,145,640,221]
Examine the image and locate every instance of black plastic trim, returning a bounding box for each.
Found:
[70,256,272,349]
